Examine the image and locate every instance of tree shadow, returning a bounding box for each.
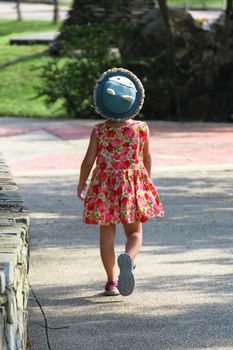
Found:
[28,282,233,350]
[0,51,46,70]
[16,173,233,250]
[19,172,233,349]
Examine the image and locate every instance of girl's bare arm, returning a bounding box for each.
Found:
[143,126,152,177]
[77,128,98,200]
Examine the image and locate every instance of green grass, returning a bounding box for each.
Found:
[0,19,65,118]
[0,19,61,36]
[167,0,225,7]
[59,0,72,8]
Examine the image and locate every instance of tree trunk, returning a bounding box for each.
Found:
[226,0,233,21]
[53,0,59,23]
[16,0,22,21]
[157,0,180,117]
[157,0,171,33]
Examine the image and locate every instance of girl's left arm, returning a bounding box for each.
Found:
[77,128,98,200]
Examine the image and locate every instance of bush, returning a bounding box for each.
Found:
[125,51,197,119]
[124,54,176,119]
[38,24,125,118]
[119,9,206,120]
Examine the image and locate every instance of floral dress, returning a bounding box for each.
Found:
[83,120,164,225]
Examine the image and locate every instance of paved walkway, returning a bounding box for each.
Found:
[0,1,69,21]
[0,117,232,174]
[0,117,233,350]
[0,2,223,22]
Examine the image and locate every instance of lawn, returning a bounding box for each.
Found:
[0,19,65,118]
[168,0,225,7]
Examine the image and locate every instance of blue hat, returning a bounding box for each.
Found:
[93,68,145,122]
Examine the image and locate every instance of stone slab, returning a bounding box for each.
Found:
[10,32,59,45]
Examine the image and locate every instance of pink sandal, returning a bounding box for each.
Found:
[104,280,120,296]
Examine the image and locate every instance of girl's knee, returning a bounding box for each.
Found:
[123,222,142,236]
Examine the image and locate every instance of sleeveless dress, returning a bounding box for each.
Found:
[83,120,164,225]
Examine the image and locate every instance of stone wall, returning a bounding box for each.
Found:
[64,0,155,26]
[0,155,30,350]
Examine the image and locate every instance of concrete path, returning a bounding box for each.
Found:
[0,2,223,23]
[0,1,69,21]
[0,117,233,350]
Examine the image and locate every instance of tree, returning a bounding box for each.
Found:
[226,0,233,21]
[15,0,58,22]
[51,0,155,54]
[157,0,180,117]
[16,0,22,21]
[53,0,59,23]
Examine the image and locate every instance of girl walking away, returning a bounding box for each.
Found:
[77,68,164,296]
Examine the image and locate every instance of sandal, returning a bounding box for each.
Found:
[104,280,119,296]
[117,253,135,296]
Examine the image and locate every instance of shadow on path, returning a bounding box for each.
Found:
[17,171,233,350]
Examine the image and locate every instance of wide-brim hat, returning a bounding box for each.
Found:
[93,68,145,122]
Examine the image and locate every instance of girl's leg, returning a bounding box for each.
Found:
[123,222,143,261]
[99,224,117,281]
[117,222,142,296]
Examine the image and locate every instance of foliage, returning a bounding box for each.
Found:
[147,56,198,118]
[120,12,204,119]
[38,23,126,118]
[125,51,196,119]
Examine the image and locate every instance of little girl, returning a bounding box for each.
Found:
[77,68,164,297]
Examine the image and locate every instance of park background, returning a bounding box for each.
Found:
[0,0,233,122]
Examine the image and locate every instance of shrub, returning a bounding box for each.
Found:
[38,24,125,118]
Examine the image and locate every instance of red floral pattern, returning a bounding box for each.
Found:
[83,120,164,225]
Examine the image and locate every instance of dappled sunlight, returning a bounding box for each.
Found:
[28,281,233,349]
[30,212,81,220]
[9,164,233,349]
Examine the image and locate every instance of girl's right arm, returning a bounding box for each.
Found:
[143,124,152,177]
[77,128,98,200]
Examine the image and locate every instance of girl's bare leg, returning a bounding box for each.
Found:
[123,222,143,261]
[117,222,142,296]
[100,224,117,281]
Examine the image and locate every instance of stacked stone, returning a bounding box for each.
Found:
[64,0,155,25]
[0,155,30,350]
